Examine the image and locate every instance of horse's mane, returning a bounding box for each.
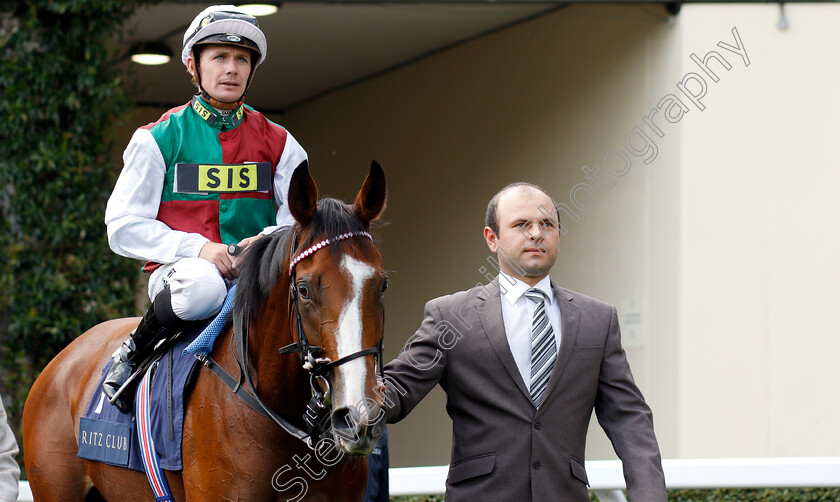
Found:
[233,197,370,331]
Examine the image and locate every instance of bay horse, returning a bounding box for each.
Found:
[22,161,388,500]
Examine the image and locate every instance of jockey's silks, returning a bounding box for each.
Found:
[141,95,290,271]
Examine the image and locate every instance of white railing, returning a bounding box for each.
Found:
[389,457,840,501]
[18,457,840,501]
[17,480,32,501]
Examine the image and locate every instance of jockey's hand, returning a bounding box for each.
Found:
[232,236,260,271]
[199,242,237,280]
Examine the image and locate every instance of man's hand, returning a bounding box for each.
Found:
[199,242,237,279]
[232,236,260,271]
[200,236,262,279]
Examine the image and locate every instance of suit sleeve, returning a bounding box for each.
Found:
[594,307,667,501]
[382,299,449,423]
[0,400,19,502]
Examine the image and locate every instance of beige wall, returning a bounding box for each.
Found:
[678,3,840,458]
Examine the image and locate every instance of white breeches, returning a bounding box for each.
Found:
[147,257,229,321]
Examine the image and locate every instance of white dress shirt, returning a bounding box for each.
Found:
[498,273,562,391]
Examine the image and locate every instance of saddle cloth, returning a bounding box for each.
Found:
[78,330,202,471]
[78,287,235,471]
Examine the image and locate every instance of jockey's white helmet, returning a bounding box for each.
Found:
[182,5,267,67]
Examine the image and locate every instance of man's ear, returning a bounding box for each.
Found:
[186,56,196,78]
[483,226,498,253]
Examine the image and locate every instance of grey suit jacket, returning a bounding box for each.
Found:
[384,278,666,501]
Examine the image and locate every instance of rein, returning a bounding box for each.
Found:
[198,228,384,449]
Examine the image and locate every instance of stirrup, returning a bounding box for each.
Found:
[106,368,145,406]
[106,332,183,406]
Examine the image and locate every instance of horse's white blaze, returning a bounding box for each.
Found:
[337,255,375,424]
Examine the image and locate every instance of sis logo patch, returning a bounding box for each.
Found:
[174,162,272,193]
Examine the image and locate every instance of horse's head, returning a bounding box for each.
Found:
[286,161,387,454]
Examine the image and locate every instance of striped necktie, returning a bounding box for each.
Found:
[524,288,557,408]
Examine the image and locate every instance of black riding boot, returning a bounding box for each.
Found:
[102,302,169,413]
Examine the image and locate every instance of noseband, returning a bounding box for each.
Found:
[198,228,385,448]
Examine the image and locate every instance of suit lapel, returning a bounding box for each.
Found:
[476,278,531,401]
[539,283,580,409]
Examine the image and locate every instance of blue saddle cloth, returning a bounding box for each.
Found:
[78,284,236,471]
[78,328,203,471]
[78,287,236,472]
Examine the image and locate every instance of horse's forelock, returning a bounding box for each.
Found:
[301,198,369,261]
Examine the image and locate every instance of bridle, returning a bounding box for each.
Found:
[198,228,385,448]
[278,229,385,443]
[280,230,385,373]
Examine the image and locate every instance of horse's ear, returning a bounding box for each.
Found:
[288,160,318,226]
[353,160,386,226]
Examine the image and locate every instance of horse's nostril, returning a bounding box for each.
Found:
[332,406,360,431]
[332,406,368,444]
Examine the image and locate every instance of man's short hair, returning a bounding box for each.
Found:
[485,182,560,235]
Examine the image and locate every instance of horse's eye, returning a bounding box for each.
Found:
[297,283,311,299]
[381,279,389,293]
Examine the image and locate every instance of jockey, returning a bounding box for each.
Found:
[102,5,307,413]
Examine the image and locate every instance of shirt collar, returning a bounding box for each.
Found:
[499,273,554,306]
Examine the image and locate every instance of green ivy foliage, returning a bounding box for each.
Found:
[667,488,840,501]
[0,0,149,471]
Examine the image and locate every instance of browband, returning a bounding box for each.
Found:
[289,231,373,275]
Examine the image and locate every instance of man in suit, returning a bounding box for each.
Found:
[382,182,666,501]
